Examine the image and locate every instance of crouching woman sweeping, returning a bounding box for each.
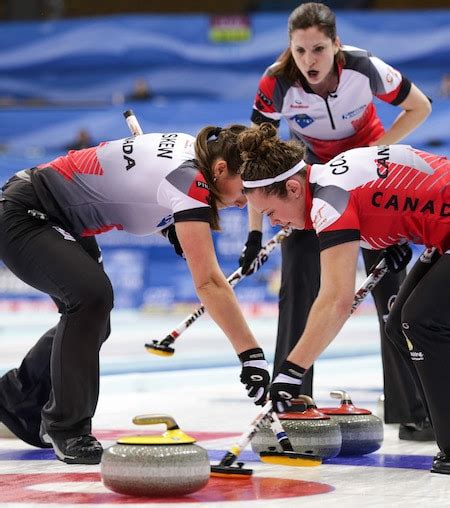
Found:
[238,123,450,475]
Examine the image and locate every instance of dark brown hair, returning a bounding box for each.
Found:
[270,2,345,84]
[238,123,307,197]
[195,124,247,230]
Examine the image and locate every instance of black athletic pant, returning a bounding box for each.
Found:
[273,229,319,395]
[386,251,450,453]
[0,199,113,440]
[273,228,427,424]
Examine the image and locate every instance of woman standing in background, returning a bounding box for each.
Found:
[239,2,432,440]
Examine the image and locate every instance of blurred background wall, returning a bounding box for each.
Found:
[3,0,450,20]
[0,2,449,310]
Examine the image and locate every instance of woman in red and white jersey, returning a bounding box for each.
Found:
[0,125,270,465]
[239,123,450,475]
[240,1,432,439]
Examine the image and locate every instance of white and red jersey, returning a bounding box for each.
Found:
[304,145,450,254]
[251,46,411,163]
[13,133,211,237]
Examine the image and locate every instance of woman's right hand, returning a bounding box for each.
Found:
[238,347,270,405]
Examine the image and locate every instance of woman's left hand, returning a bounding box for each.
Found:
[269,359,306,412]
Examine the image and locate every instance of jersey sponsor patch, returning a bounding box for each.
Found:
[257,88,273,107]
[312,203,329,230]
[342,104,366,120]
[157,214,174,228]
[52,226,76,241]
[188,173,210,205]
[290,99,309,109]
[291,114,314,129]
[384,65,401,86]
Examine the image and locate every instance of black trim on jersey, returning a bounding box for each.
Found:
[318,229,360,251]
[390,77,411,106]
[174,207,212,224]
[250,109,280,127]
[343,48,373,74]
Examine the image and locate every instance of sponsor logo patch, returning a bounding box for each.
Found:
[403,325,424,361]
[312,204,327,230]
[52,226,76,241]
[157,215,173,228]
[290,100,308,109]
[291,114,314,128]
[342,104,366,120]
[257,89,272,106]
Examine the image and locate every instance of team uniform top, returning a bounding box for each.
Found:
[251,46,411,163]
[7,133,211,237]
[305,145,450,254]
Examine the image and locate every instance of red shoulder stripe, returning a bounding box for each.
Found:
[254,75,278,114]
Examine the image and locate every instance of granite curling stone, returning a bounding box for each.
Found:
[319,390,384,456]
[251,395,342,459]
[101,414,210,497]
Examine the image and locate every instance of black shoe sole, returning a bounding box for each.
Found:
[431,466,450,475]
[0,407,52,448]
[45,433,103,464]
[55,454,102,465]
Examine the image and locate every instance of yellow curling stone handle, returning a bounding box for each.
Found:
[117,414,197,445]
[133,414,179,429]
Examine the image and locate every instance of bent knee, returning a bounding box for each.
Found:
[70,276,114,316]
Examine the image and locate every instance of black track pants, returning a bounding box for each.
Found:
[273,229,428,423]
[386,252,450,453]
[273,229,320,395]
[361,248,426,424]
[0,200,113,439]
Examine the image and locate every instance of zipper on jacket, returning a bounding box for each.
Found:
[324,97,336,130]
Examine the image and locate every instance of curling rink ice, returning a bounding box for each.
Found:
[0,307,449,507]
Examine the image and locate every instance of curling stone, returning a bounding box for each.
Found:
[251,395,342,459]
[101,414,210,497]
[319,390,384,456]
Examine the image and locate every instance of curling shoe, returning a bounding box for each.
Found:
[44,432,103,464]
[399,418,435,442]
[431,452,450,475]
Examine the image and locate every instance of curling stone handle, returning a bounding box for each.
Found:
[292,395,316,408]
[330,390,352,404]
[132,414,180,430]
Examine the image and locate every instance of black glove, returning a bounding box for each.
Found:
[239,230,263,275]
[382,243,412,273]
[270,359,306,413]
[161,224,184,258]
[238,347,270,406]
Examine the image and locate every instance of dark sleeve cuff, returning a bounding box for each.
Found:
[390,77,412,106]
[173,207,212,224]
[250,109,280,127]
[318,229,360,251]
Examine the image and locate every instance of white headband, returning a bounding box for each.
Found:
[242,160,307,188]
